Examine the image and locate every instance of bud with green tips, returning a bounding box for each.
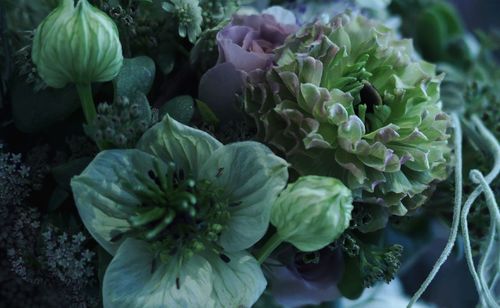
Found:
[32,0,123,88]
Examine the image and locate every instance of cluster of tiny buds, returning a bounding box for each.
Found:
[101,3,137,33]
[175,3,194,24]
[14,33,47,92]
[349,204,373,229]
[93,96,154,148]
[0,149,32,206]
[200,1,219,29]
[199,0,239,29]
[340,233,360,257]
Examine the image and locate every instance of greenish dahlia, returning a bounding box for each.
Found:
[244,12,452,215]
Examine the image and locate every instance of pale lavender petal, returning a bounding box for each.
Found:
[198,62,245,121]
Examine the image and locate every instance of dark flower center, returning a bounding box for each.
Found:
[112,161,230,261]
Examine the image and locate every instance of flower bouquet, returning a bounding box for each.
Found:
[0,0,498,307]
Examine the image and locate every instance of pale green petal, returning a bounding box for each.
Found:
[199,141,289,252]
[206,251,266,307]
[103,238,215,308]
[70,149,168,255]
[136,115,222,176]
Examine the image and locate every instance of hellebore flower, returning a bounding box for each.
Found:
[199,7,298,121]
[70,116,289,307]
[32,0,123,89]
[244,12,452,215]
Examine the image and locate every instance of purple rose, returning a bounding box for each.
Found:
[199,7,298,122]
[216,10,298,72]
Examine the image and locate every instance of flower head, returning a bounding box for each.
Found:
[199,7,298,121]
[163,0,203,43]
[216,7,298,73]
[71,116,289,307]
[0,148,32,207]
[244,12,452,215]
[32,0,123,88]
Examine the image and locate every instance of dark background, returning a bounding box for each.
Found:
[452,0,500,32]
[399,2,498,308]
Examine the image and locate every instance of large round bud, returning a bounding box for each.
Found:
[32,0,123,88]
[271,176,353,252]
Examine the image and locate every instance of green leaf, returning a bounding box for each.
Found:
[416,10,446,61]
[52,157,93,190]
[114,56,156,98]
[156,49,176,75]
[196,99,220,125]
[432,2,463,37]
[356,203,389,233]
[11,79,79,133]
[130,91,153,125]
[338,256,364,300]
[159,95,195,124]
[47,186,70,212]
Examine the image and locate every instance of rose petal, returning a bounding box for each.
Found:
[198,62,245,122]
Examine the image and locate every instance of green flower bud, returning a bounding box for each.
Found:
[32,0,123,88]
[271,176,353,252]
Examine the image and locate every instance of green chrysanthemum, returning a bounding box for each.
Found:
[244,12,452,215]
[70,116,288,307]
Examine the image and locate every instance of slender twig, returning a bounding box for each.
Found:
[408,113,462,307]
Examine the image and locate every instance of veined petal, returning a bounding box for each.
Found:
[103,238,214,308]
[199,141,289,252]
[137,115,222,177]
[70,149,168,254]
[206,251,266,307]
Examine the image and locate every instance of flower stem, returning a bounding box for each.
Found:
[255,232,283,264]
[76,83,97,124]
